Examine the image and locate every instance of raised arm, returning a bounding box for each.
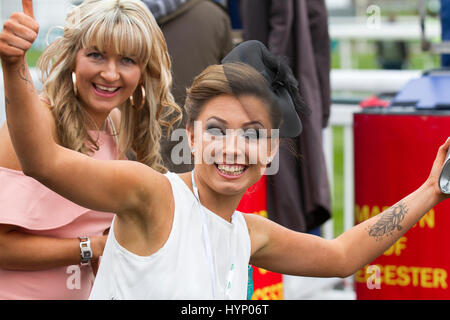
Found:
[0,1,164,219]
[247,138,450,278]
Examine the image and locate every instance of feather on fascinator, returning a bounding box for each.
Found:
[221,40,308,138]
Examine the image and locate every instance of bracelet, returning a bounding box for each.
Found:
[78,236,92,266]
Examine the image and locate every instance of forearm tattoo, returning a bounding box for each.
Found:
[18,63,35,93]
[367,201,409,241]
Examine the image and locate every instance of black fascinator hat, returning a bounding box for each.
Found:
[221,40,307,138]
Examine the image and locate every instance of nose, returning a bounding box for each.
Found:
[223,130,246,164]
[100,60,120,82]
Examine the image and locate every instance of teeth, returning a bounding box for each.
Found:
[217,164,246,175]
[95,84,119,92]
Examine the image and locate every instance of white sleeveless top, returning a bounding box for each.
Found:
[89,172,251,300]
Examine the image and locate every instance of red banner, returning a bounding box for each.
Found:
[354,113,450,299]
[237,175,283,300]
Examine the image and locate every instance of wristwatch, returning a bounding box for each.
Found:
[78,236,92,266]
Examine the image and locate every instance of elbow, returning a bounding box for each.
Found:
[0,234,12,269]
[19,148,58,182]
[331,239,357,278]
[21,165,43,180]
[15,140,59,181]
[339,267,357,279]
[21,161,52,184]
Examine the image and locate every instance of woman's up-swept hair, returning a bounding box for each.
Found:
[37,0,181,173]
[185,62,282,130]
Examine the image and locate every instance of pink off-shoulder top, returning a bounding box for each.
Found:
[0,128,118,300]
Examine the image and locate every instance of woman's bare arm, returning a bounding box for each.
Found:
[247,138,450,278]
[0,224,106,271]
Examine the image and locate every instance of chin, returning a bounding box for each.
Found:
[210,164,262,196]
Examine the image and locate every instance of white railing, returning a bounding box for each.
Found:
[329,17,440,69]
[322,103,361,240]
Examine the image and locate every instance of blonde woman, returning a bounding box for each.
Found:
[3,1,450,299]
[0,0,180,299]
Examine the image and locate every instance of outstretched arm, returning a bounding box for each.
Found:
[0,1,163,219]
[247,138,450,278]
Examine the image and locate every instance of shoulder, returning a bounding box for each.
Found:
[160,0,229,24]
[196,0,231,22]
[243,214,271,256]
[164,171,195,202]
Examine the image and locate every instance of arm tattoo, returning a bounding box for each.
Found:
[17,63,35,93]
[367,201,409,241]
[5,96,10,106]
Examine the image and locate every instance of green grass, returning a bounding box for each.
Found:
[26,48,42,67]
[0,48,41,69]
[332,48,441,70]
[332,126,344,237]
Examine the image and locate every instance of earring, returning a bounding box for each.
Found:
[72,72,78,97]
[130,84,146,111]
[266,156,272,165]
[191,147,195,154]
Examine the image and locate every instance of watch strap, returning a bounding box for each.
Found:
[78,236,92,266]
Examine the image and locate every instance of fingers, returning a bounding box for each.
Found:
[22,0,34,19]
[3,18,37,46]
[0,42,24,58]
[433,137,450,168]
[445,136,450,149]
[438,137,450,156]
[0,12,38,64]
[10,12,39,34]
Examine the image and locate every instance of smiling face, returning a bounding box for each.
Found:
[67,0,165,128]
[74,46,142,126]
[188,94,278,196]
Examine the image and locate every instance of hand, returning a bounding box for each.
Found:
[0,0,39,65]
[425,137,450,201]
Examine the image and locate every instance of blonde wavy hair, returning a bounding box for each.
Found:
[38,0,181,172]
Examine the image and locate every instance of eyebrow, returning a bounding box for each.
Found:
[207,116,265,127]
[85,46,101,52]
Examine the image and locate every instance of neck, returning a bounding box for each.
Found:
[191,172,244,223]
[84,109,109,131]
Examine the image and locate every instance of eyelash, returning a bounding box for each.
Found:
[86,52,136,65]
[205,126,261,140]
[87,52,102,60]
[206,126,225,136]
[121,57,136,65]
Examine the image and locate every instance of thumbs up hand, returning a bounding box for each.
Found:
[0,0,39,65]
[22,0,35,18]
